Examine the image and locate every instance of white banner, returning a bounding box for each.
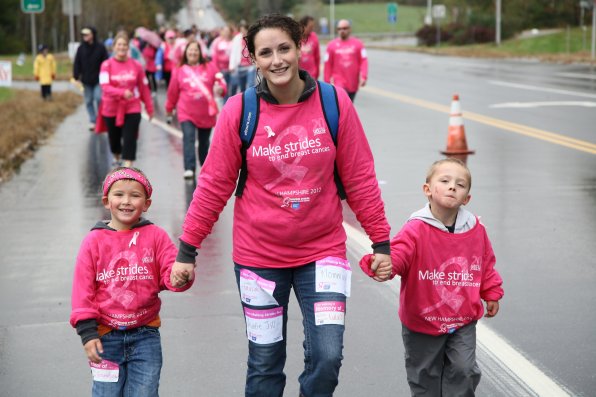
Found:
[0,61,12,87]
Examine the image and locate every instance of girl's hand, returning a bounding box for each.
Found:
[84,338,104,363]
[485,300,500,318]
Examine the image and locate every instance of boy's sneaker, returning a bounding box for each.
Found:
[183,170,194,179]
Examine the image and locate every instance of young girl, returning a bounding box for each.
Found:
[70,167,193,396]
[99,32,154,168]
[360,158,504,396]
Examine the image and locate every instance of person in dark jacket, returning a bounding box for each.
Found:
[73,26,109,130]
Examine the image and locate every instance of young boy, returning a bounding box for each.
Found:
[360,158,504,396]
[70,167,194,396]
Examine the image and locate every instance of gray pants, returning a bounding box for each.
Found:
[402,322,481,397]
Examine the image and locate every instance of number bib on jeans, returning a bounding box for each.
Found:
[244,307,284,344]
[89,359,119,383]
[239,269,278,306]
[315,256,351,297]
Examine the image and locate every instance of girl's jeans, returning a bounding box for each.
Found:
[234,262,346,397]
[92,326,162,397]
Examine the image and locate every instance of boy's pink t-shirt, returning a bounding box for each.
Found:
[368,219,504,336]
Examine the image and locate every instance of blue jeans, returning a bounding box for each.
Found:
[92,326,162,397]
[234,262,346,397]
[180,121,212,170]
[84,84,102,123]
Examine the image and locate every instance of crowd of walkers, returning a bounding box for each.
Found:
[70,13,503,397]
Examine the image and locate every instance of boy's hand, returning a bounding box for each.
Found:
[371,253,392,282]
[84,338,104,363]
[485,300,500,318]
[171,261,195,288]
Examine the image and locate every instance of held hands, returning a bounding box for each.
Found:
[370,253,392,282]
[84,338,104,363]
[170,261,195,288]
[123,89,133,100]
[484,300,500,318]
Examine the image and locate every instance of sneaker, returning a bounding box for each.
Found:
[111,159,122,168]
[183,170,194,179]
[89,123,95,131]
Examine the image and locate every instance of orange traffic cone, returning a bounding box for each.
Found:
[441,94,475,156]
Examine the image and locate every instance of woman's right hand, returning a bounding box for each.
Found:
[123,89,133,99]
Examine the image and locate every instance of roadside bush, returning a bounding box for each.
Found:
[415,24,452,46]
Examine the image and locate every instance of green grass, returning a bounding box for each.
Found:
[0,53,72,80]
[294,3,427,34]
[499,27,593,55]
[0,87,14,102]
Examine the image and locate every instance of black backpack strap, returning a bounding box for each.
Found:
[235,86,259,197]
[317,81,347,200]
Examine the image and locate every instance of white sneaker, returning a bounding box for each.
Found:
[183,170,194,179]
[89,123,95,131]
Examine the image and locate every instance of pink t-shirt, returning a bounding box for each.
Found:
[99,57,154,118]
[324,37,368,93]
[362,219,504,336]
[70,223,192,330]
[165,62,227,128]
[299,32,321,79]
[180,84,390,268]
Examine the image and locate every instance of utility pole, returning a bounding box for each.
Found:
[426,0,432,25]
[330,0,335,38]
[496,0,501,46]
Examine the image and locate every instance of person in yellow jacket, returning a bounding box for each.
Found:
[34,44,56,100]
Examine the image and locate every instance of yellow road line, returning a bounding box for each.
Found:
[364,86,596,155]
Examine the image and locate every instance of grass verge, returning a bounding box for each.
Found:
[0,53,73,81]
[0,89,82,182]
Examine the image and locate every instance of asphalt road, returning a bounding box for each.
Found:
[0,50,595,396]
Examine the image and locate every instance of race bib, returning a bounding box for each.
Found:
[314,301,345,326]
[98,71,109,84]
[244,307,283,345]
[89,360,119,383]
[315,257,352,297]
[239,269,278,306]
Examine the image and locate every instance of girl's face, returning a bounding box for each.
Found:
[252,28,300,90]
[102,180,151,230]
[186,42,200,65]
[423,162,471,211]
[114,38,129,60]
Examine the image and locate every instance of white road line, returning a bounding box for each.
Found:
[488,80,596,99]
[142,113,183,138]
[490,101,596,108]
[556,72,596,80]
[343,221,572,397]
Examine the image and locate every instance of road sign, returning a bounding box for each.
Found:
[432,4,446,19]
[387,2,398,24]
[21,0,44,13]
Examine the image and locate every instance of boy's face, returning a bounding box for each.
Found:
[102,180,151,230]
[423,162,471,211]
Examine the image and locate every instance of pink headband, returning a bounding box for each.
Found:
[103,168,153,198]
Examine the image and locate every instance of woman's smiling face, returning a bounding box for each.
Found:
[252,28,301,90]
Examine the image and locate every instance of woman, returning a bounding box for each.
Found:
[170,14,391,397]
[209,25,234,98]
[298,15,321,80]
[99,31,153,167]
[165,41,226,179]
